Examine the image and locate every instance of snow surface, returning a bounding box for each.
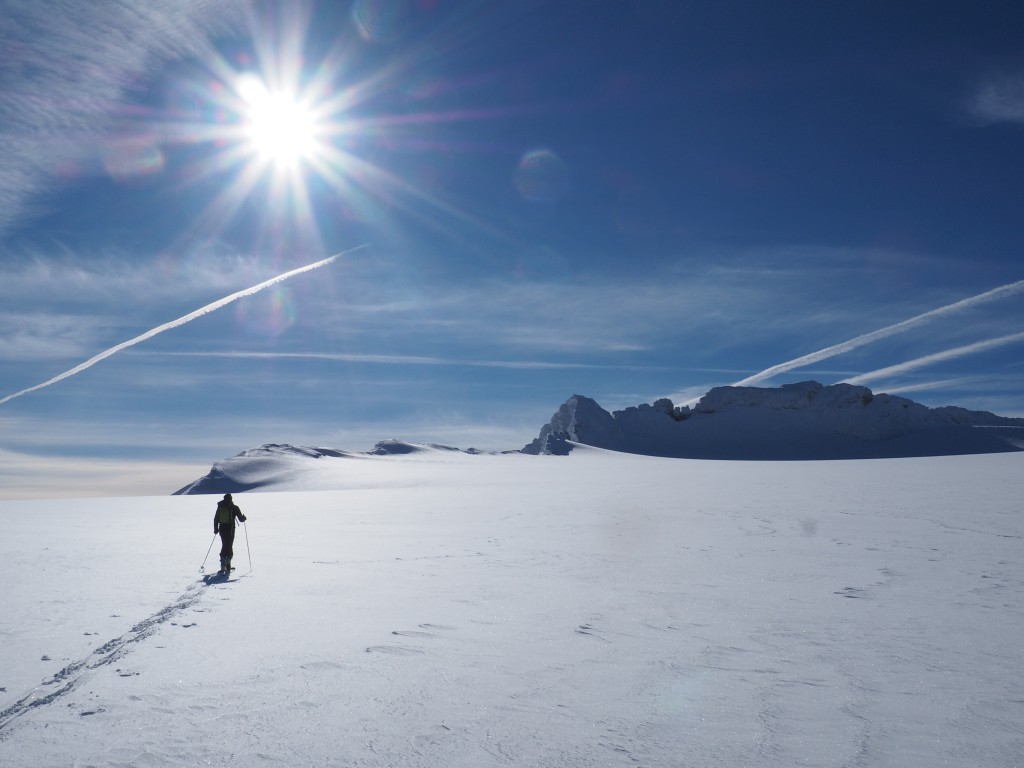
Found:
[2,448,1023,766]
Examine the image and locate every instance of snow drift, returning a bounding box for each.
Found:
[523,381,1024,459]
[174,440,491,495]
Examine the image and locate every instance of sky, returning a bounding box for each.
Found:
[2,0,1024,499]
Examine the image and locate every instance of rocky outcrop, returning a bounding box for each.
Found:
[523,382,1024,460]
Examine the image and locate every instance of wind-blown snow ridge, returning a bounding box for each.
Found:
[523,381,1024,460]
[174,440,488,495]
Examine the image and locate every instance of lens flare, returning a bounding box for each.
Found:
[103,138,165,182]
[352,0,409,43]
[514,148,570,203]
[236,285,298,338]
[148,4,515,253]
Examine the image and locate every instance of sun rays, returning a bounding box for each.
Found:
[153,5,507,258]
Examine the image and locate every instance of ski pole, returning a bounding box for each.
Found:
[200,533,216,573]
[243,520,252,572]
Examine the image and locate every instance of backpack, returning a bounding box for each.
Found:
[216,501,234,526]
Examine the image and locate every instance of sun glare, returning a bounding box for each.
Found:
[237,74,319,167]
[172,7,493,252]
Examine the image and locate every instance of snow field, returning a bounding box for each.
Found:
[1,449,1022,767]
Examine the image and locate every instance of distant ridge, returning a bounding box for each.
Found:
[173,440,485,495]
[522,381,1024,460]
[175,382,1024,494]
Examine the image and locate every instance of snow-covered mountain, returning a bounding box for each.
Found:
[174,439,490,495]
[523,381,1024,459]
[176,382,1024,495]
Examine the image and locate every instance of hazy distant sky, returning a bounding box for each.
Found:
[3,0,1024,498]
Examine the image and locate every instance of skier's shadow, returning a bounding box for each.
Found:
[201,572,233,585]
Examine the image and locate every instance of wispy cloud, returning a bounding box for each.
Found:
[342,246,1012,361]
[0,244,260,304]
[0,249,361,406]
[0,311,112,360]
[309,257,802,355]
[0,1,245,234]
[842,331,1024,386]
[969,72,1024,125]
[8,243,981,368]
[0,245,347,363]
[152,350,662,372]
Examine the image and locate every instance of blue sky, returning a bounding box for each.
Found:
[3,0,1024,498]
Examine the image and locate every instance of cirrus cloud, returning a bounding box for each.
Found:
[0,0,246,235]
[968,72,1024,125]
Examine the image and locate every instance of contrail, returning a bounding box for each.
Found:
[732,278,1024,388]
[0,246,366,407]
[672,277,1024,406]
[842,331,1024,386]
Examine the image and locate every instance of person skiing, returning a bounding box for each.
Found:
[213,493,246,574]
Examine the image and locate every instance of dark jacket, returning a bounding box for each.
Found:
[214,500,245,533]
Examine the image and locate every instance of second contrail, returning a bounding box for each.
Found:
[0,245,367,407]
[732,278,1024,388]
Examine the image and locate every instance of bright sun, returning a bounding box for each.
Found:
[237,74,319,167]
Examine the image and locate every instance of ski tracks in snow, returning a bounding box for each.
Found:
[0,580,208,736]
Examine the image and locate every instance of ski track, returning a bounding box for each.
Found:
[0,580,207,736]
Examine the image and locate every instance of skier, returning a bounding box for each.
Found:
[214,493,246,574]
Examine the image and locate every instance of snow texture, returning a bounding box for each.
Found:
[2,449,1023,767]
[522,381,1024,459]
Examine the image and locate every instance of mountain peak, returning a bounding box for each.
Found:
[523,382,1024,460]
